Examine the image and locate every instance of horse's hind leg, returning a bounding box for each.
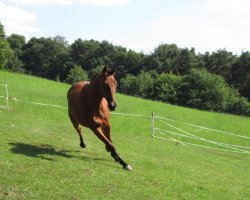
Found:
[69,113,86,148]
[74,124,86,148]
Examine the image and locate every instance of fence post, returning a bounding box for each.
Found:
[5,84,9,110]
[152,111,155,140]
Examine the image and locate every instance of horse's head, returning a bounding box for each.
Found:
[102,66,117,111]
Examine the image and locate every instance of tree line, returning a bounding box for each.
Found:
[0,22,249,116]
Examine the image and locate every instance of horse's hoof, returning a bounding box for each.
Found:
[123,165,132,171]
[80,143,86,148]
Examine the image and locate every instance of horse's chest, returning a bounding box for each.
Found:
[92,113,109,128]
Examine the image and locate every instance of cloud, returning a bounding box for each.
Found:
[0,1,38,35]
[77,0,129,6]
[116,0,250,54]
[205,0,250,11]
[7,0,72,5]
[6,0,130,6]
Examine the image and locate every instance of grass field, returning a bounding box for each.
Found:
[0,70,249,199]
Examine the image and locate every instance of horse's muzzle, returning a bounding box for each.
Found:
[109,102,117,111]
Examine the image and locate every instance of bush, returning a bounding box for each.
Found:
[137,71,155,98]
[120,74,140,96]
[119,68,250,116]
[120,71,155,98]
[177,68,250,115]
[178,69,231,111]
[155,73,182,103]
[66,65,88,84]
[226,88,250,116]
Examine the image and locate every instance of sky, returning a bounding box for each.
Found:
[0,0,250,54]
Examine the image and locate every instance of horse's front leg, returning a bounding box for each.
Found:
[102,126,112,153]
[102,126,119,162]
[91,127,132,171]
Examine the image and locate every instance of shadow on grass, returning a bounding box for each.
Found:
[9,142,75,161]
[9,142,119,168]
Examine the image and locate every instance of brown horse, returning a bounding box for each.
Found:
[67,66,132,171]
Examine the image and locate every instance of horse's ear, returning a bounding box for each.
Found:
[103,66,107,75]
[108,67,115,75]
[103,66,115,76]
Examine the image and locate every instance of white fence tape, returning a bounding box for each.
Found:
[153,136,250,155]
[155,127,250,150]
[154,128,250,154]
[155,115,250,139]
[156,119,249,153]
[112,112,151,118]
[13,98,68,109]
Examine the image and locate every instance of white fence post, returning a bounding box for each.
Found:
[152,111,155,140]
[5,84,9,110]
[0,84,9,110]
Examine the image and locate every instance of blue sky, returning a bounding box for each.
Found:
[1,0,250,54]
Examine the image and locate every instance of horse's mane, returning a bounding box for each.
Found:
[90,73,99,83]
[90,67,114,84]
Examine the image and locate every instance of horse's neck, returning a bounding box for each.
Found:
[88,77,104,113]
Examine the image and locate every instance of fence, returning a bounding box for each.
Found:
[151,112,250,155]
[1,86,249,155]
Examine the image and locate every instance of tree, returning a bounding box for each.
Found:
[231,51,250,100]
[70,39,101,71]
[0,22,13,69]
[6,34,26,72]
[152,43,180,74]
[174,48,198,75]
[22,37,71,80]
[7,34,26,52]
[202,49,237,83]
[53,35,69,47]
[122,50,144,75]
[66,65,88,84]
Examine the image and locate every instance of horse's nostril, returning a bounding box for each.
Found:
[111,102,116,107]
[109,102,117,111]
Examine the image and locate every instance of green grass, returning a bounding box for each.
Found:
[0,71,249,199]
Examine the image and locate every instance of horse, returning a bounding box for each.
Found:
[67,66,132,171]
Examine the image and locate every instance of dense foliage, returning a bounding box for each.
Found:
[0,22,249,115]
[66,65,89,84]
[0,23,13,69]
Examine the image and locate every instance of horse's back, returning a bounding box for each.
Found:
[67,81,89,99]
[67,81,90,125]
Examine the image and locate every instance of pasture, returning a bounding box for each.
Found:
[0,71,249,199]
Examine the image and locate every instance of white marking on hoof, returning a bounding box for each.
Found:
[124,165,132,171]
